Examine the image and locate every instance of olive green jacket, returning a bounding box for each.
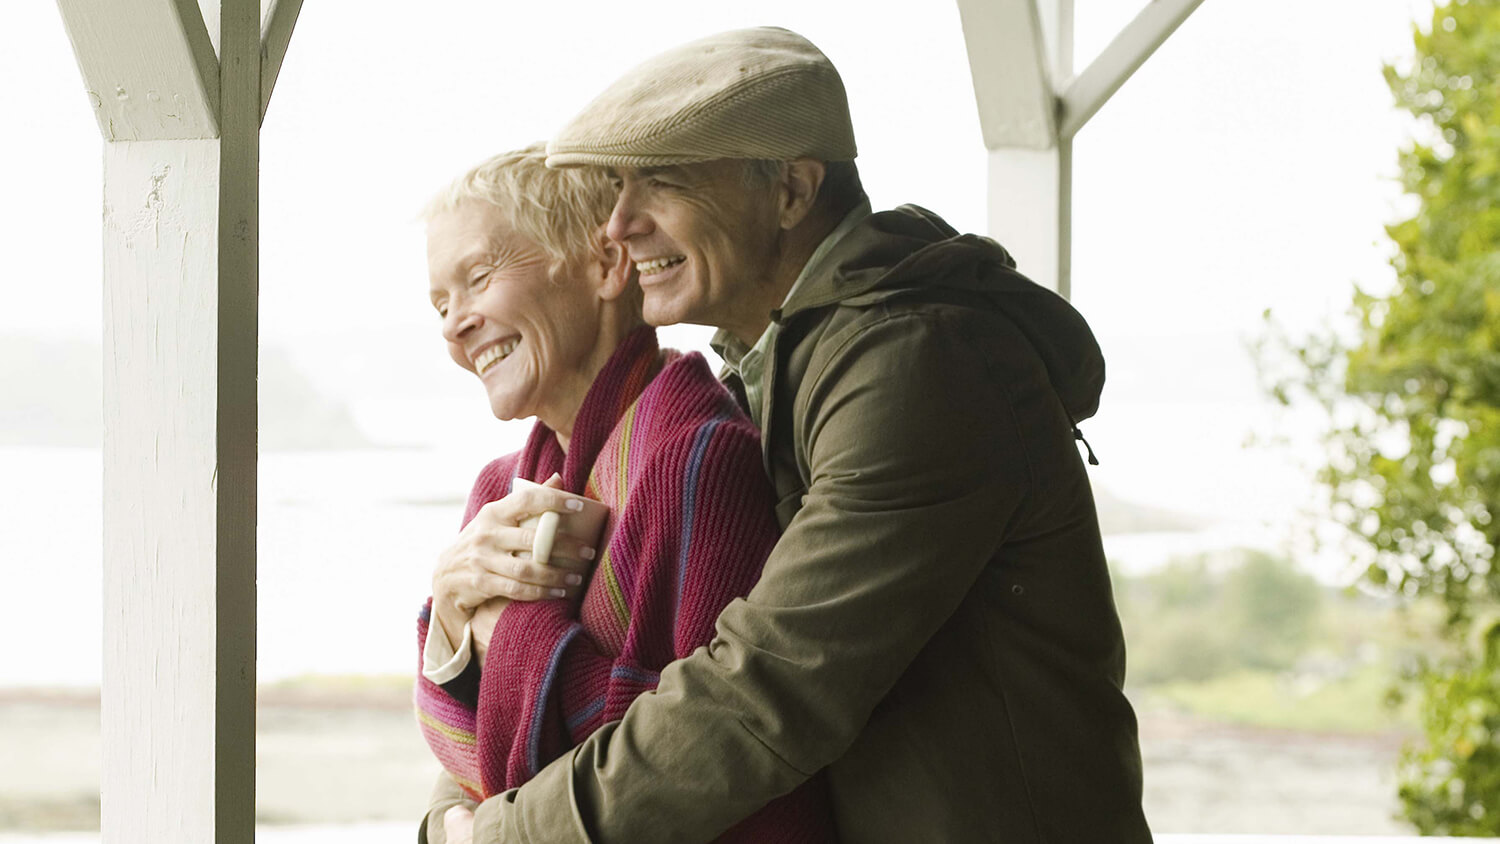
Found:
[439,205,1149,843]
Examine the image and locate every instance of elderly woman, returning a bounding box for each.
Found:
[413,145,837,844]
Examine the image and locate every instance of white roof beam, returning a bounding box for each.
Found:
[1037,0,1075,86]
[56,0,221,140]
[957,0,1058,150]
[259,0,304,123]
[1059,0,1207,139]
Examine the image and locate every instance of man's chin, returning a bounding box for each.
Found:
[642,297,694,328]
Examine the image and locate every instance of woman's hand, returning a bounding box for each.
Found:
[443,805,476,844]
[430,476,598,650]
[470,597,505,664]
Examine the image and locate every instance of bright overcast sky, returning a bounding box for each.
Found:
[2,0,1436,564]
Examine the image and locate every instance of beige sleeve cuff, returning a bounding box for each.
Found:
[423,614,474,685]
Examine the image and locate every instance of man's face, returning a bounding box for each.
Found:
[605,160,782,331]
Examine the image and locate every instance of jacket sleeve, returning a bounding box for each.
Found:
[423,770,477,844]
[474,416,779,796]
[473,308,1034,842]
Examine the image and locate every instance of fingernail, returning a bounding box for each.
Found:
[581,546,596,560]
[566,499,584,511]
[565,574,582,586]
[550,588,568,598]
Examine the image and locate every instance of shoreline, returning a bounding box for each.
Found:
[0,682,1415,835]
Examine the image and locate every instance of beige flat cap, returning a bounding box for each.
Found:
[546,27,857,168]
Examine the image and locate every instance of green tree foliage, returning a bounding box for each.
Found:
[1117,551,1322,684]
[1294,0,1500,623]
[1263,0,1500,832]
[1397,620,1500,835]
[1225,553,1323,670]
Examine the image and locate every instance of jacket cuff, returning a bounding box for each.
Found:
[472,749,592,844]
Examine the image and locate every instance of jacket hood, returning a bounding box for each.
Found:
[778,205,1106,422]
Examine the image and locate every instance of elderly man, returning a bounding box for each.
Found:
[430,26,1149,843]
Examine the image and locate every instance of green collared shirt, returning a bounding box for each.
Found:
[711,200,872,429]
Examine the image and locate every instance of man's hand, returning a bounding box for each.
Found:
[443,805,476,844]
[431,476,596,649]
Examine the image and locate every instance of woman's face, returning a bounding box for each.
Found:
[426,200,604,427]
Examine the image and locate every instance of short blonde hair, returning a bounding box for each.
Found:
[424,142,617,273]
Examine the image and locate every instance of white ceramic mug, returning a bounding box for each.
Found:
[511,477,611,565]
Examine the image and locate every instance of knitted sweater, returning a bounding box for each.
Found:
[415,328,837,842]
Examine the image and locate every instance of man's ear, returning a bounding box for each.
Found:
[591,227,633,301]
[778,158,826,231]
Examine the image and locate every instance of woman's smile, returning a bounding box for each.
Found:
[473,336,520,375]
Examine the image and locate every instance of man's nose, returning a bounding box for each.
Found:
[606,191,651,243]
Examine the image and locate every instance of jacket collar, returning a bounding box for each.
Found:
[709,199,872,374]
[775,204,973,319]
[764,204,1106,425]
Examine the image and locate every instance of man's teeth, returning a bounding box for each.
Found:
[475,338,518,374]
[636,256,685,276]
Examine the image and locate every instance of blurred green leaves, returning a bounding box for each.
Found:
[1118,551,1323,684]
[1262,0,1500,832]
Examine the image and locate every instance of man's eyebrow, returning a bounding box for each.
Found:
[638,165,688,179]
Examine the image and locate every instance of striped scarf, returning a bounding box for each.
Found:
[414,327,839,840]
[416,326,769,796]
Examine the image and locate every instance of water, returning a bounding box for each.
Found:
[0,444,527,686]
[1,439,1316,688]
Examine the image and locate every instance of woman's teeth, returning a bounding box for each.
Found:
[475,338,518,374]
[636,256,685,276]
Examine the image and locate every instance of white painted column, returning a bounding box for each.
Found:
[54,0,290,838]
[100,137,248,840]
[958,0,1072,295]
[986,143,1070,296]
[960,0,1204,298]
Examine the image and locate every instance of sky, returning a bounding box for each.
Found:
[1,0,1437,579]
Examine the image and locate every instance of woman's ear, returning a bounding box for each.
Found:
[592,227,633,301]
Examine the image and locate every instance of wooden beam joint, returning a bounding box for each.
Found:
[259,0,305,123]
[1059,0,1207,139]
[56,0,221,141]
[957,0,1058,150]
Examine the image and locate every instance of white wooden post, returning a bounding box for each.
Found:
[54,0,300,839]
[958,0,1205,298]
[958,0,1069,293]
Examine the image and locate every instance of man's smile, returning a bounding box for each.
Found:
[634,255,686,276]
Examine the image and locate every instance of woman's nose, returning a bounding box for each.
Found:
[442,305,481,344]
